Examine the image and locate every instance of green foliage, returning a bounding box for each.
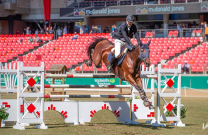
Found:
[125,95,140,103]
[0,106,9,120]
[44,91,52,101]
[44,98,52,101]
[180,107,187,119]
[165,106,187,119]
[125,98,132,103]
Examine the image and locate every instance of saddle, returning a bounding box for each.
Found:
[107,47,128,66]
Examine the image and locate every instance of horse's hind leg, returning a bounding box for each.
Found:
[124,73,154,110]
[135,77,154,109]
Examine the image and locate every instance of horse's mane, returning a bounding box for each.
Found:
[87,37,112,60]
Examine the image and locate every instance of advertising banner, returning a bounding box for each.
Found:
[60,3,205,17]
[1,75,208,89]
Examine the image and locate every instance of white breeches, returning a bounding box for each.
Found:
[114,39,128,58]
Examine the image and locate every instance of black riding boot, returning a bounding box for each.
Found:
[107,55,116,73]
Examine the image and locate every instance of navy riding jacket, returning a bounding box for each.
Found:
[113,22,142,46]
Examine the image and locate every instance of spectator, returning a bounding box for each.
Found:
[45,27,49,34]
[103,26,109,33]
[90,25,96,34]
[40,28,44,34]
[83,25,88,34]
[57,27,62,38]
[19,37,23,44]
[35,29,39,35]
[72,32,79,40]
[113,25,118,32]
[26,27,31,34]
[29,37,33,43]
[200,22,204,28]
[94,26,100,33]
[49,26,53,34]
[23,27,26,34]
[35,35,40,43]
[204,22,207,40]
[182,23,186,37]
[106,27,110,33]
[31,28,35,34]
[80,25,88,34]
[80,25,84,34]
[182,61,189,74]
[205,24,208,41]
[112,25,118,32]
[0,0,2,5]
[110,25,117,37]
[111,25,115,32]
[177,23,182,36]
[43,28,46,33]
[63,26,67,35]
[200,22,205,38]
[193,21,196,27]
[111,25,118,33]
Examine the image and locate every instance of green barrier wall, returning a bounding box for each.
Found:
[1,75,208,89]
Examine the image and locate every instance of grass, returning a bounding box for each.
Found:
[0,93,208,135]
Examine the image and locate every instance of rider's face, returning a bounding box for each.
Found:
[126,21,133,27]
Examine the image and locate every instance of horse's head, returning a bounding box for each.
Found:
[139,40,151,67]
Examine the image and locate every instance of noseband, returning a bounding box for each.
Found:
[133,46,149,62]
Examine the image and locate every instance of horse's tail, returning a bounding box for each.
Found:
[87,37,108,61]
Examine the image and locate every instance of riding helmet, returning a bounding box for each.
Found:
[126,15,134,22]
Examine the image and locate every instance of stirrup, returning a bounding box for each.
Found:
[107,65,112,73]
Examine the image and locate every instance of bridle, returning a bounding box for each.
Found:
[133,45,149,62]
[133,45,150,74]
[133,46,141,74]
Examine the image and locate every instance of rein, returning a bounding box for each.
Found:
[133,46,141,74]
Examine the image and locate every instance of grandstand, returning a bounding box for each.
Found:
[0,32,202,73]
[0,0,207,73]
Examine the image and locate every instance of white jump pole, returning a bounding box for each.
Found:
[64,88,119,92]
[35,85,132,88]
[26,73,157,79]
[43,95,132,98]
[26,74,116,78]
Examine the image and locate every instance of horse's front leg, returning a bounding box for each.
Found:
[135,76,154,109]
[124,73,154,109]
[85,59,92,66]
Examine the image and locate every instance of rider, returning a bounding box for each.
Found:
[107,15,142,73]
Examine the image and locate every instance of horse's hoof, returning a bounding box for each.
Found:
[143,101,150,107]
[85,61,92,66]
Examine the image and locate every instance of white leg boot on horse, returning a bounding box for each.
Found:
[124,73,154,110]
[135,77,154,109]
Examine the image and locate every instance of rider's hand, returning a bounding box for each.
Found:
[132,45,136,50]
[130,43,136,51]
[138,42,143,46]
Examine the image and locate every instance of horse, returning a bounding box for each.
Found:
[86,37,154,109]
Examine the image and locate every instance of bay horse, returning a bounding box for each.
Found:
[86,37,154,109]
